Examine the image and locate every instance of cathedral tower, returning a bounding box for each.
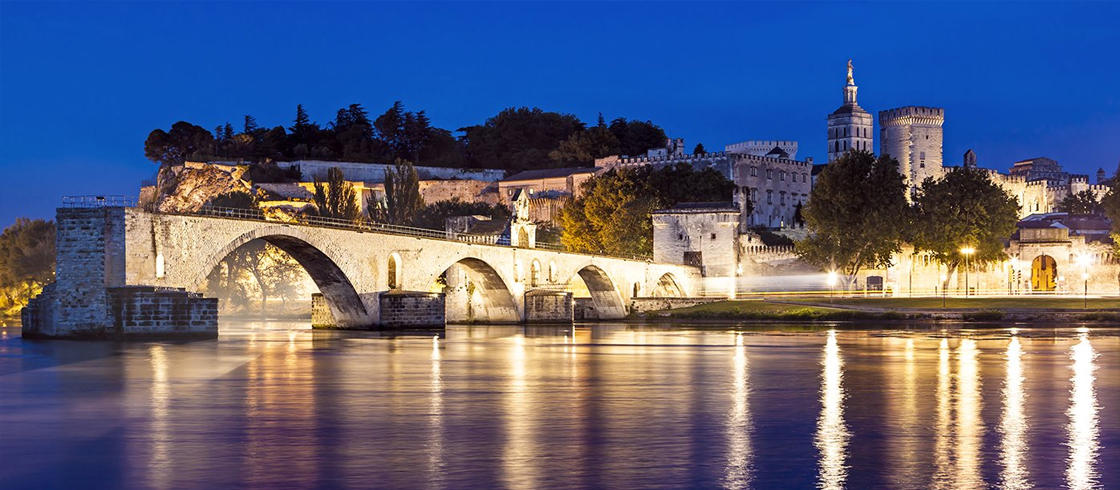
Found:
[827,59,874,162]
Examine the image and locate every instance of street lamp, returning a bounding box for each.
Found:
[827,270,838,304]
[1077,254,1092,309]
[960,247,976,297]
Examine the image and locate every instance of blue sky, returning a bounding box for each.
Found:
[2,1,1119,227]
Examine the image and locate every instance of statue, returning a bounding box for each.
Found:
[846,59,854,85]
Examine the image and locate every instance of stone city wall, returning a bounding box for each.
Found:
[524,290,573,323]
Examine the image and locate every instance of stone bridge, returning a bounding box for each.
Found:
[23,206,699,338]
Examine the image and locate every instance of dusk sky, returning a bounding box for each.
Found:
[2,1,1119,228]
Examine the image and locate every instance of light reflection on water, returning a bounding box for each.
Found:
[722,333,752,489]
[814,330,849,490]
[0,322,1116,490]
[1066,331,1101,490]
[999,335,1030,490]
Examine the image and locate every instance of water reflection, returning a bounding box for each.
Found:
[502,334,537,490]
[956,338,984,489]
[999,335,1030,490]
[3,323,1120,490]
[148,345,171,490]
[1066,332,1100,490]
[429,336,445,489]
[722,333,753,489]
[815,330,849,490]
[932,337,951,489]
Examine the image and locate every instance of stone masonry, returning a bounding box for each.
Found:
[25,206,699,338]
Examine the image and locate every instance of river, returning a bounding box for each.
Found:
[1,321,1117,489]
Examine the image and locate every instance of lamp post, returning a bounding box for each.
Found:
[827,270,837,304]
[960,247,976,297]
[1077,254,1092,309]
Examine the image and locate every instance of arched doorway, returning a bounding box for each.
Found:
[1031,255,1057,292]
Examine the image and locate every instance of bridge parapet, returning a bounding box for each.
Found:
[25,201,699,339]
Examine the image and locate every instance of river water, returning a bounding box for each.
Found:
[1,321,1117,489]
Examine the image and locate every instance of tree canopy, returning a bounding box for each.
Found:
[460,107,585,171]
[371,159,424,225]
[410,198,511,230]
[0,218,56,315]
[559,163,735,256]
[795,151,909,287]
[145,104,667,173]
[311,167,361,222]
[910,166,1020,286]
[1056,189,1101,215]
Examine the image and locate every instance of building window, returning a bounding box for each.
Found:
[678,233,684,240]
[750,166,757,176]
[710,233,716,240]
[767,169,773,179]
[387,253,400,289]
[766,190,773,204]
[780,171,786,181]
[802,173,808,182]
[780,192,786,205]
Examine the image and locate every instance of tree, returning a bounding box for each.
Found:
[1056,189,1101,215]
[243,115,259,135]
[208,190,257,210]
[144,121,214,165]
[373,159,425,225]
[461,107,585,171]
[548,114,620,166]
[693,143,706,155]
[410,198,511,229]
[0,219,56,314]
[311,167,361,221]
[559,163,735,256]
[911,166,1020,290]
[608,118,667,157]
[795,151,909,288]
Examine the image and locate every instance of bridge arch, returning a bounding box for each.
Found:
[654,272,684,297]
[569,265,626,319]
[432,257,519,323]
[194,227,371,327]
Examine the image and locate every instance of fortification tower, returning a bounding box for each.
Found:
[827,59,874,162]
[879,106,944,194]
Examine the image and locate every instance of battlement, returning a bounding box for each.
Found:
[879,106,945,126]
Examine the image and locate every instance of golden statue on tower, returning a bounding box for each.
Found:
[846,59,854,85]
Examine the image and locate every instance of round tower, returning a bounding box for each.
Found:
[826,59,874,162]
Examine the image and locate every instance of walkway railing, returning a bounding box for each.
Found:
[62,195,137,208]
[59,196,652,261]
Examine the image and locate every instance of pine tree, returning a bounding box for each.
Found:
[243,115,259,135]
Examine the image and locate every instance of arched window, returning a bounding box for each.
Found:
[530,260,541,287]
[548,262,556,282]
[387,253,401,289]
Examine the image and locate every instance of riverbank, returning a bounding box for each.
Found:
[635,297,1120,324]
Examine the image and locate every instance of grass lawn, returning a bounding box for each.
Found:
[775,296,1120,310]
[655,300,916,321]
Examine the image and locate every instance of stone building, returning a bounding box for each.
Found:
[953,152,1114,219]
[725,140,799,160]
[827,60,874,162]
[879,106,945,194]
[596,141,813,230]
[861,213,1117,296]
[496,167,599,205]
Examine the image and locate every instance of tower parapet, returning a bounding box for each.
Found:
[879,105,945,195]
